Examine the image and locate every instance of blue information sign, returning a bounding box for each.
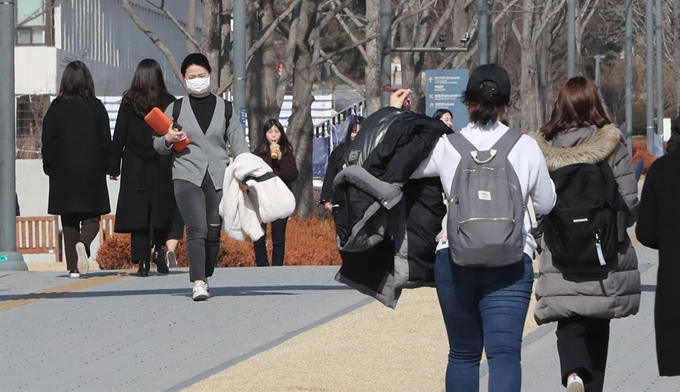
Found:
[425,69,469,132]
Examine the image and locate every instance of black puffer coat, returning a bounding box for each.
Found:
[333,107,448,308]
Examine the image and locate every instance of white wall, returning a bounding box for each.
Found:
[15,47,58,95]
[16,159,121,262]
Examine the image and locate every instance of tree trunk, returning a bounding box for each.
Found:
[246,0,281,147]
[186,0,198,53]
[287,3,315,218]
[201,0,222,91]
[218,0,233,94]
[364,0,381,114]
[519,0,540,132]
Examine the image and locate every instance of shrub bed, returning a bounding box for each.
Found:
[96,216,342,270]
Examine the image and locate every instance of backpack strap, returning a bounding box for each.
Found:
[172,98,183,123]
[448,132,478,158]
[489,128,523,161]
[448,128,523,166]
[223,99,233,123]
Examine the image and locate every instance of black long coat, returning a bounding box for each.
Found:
[319,143,347,204]
[107,94,175,233]
[42,99,111,215]
[636,151,680,377]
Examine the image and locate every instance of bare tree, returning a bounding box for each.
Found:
[514,0,566,132]
[364,0,382,113]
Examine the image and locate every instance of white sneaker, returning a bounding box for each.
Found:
[166,250,177,268]
[68,270,80,278]
[566,374,584,392]
[75,242,89,275]
[192,282,210,301]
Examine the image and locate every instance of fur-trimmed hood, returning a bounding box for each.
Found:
[531,124,623,171]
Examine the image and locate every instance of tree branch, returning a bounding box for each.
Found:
[122,0,183,83]
[320,49,364,94]
[246,0,303,60]
[334,5,368,60]
[318,33,380,64]
[144,0,201,49]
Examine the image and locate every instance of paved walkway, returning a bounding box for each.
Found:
[0,245,675,392]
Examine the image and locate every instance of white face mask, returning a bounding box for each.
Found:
[185,77,211,94]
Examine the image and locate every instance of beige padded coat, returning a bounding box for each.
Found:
[532,125,641,325]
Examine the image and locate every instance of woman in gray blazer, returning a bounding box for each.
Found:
[154,53,248,301]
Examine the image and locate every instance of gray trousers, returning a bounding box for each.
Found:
[174,173,222,282]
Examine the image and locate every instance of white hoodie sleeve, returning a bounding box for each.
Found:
[525,138,556,215]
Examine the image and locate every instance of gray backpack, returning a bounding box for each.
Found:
[447,129,525,267]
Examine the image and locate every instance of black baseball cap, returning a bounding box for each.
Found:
[466,64,511,103]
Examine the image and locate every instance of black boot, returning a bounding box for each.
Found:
[137,260,150,277]
[153,246,169,274]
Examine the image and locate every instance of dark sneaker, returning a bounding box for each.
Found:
[68,270,80,278]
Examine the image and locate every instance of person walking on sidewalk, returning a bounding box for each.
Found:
[164,203,184,268]
[251,119,299,266]
[532,77,641,392]
[108,59,175,277]
[41,61,111,278]
[635,150,680,378]
[407,64,557,392]
[153,53,248,301]
[319,115,364,212]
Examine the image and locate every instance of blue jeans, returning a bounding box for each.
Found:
[435,248,534,392]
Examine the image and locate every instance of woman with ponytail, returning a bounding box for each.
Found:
[406,64,556,392]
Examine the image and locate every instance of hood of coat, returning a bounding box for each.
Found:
[531,124,622,171]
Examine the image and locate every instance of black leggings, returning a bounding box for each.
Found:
[174,173,222,282]
[556,316,611,392]
[253,218,288,266]
[130,228,168,262]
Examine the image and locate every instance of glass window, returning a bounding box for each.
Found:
[17,0,44,27]
[17,28,31,45]
[16,0,52,46]
[31,28,45,44]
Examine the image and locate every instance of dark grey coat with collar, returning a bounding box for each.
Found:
[532,125,641,324]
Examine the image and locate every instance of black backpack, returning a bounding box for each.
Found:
[543,161,623,266]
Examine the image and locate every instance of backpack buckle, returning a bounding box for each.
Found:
[471,149,497,164]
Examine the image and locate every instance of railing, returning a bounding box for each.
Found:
[314,100,366,139]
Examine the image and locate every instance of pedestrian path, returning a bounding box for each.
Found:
[0,245,675,391]
[0,266,369,392]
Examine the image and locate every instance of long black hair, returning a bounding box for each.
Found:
[253,119,293,156]
[121,59,169,117]
[343,115,365,145]
[56,61,96,103]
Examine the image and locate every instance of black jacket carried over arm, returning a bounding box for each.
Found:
[333,107,448,308]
